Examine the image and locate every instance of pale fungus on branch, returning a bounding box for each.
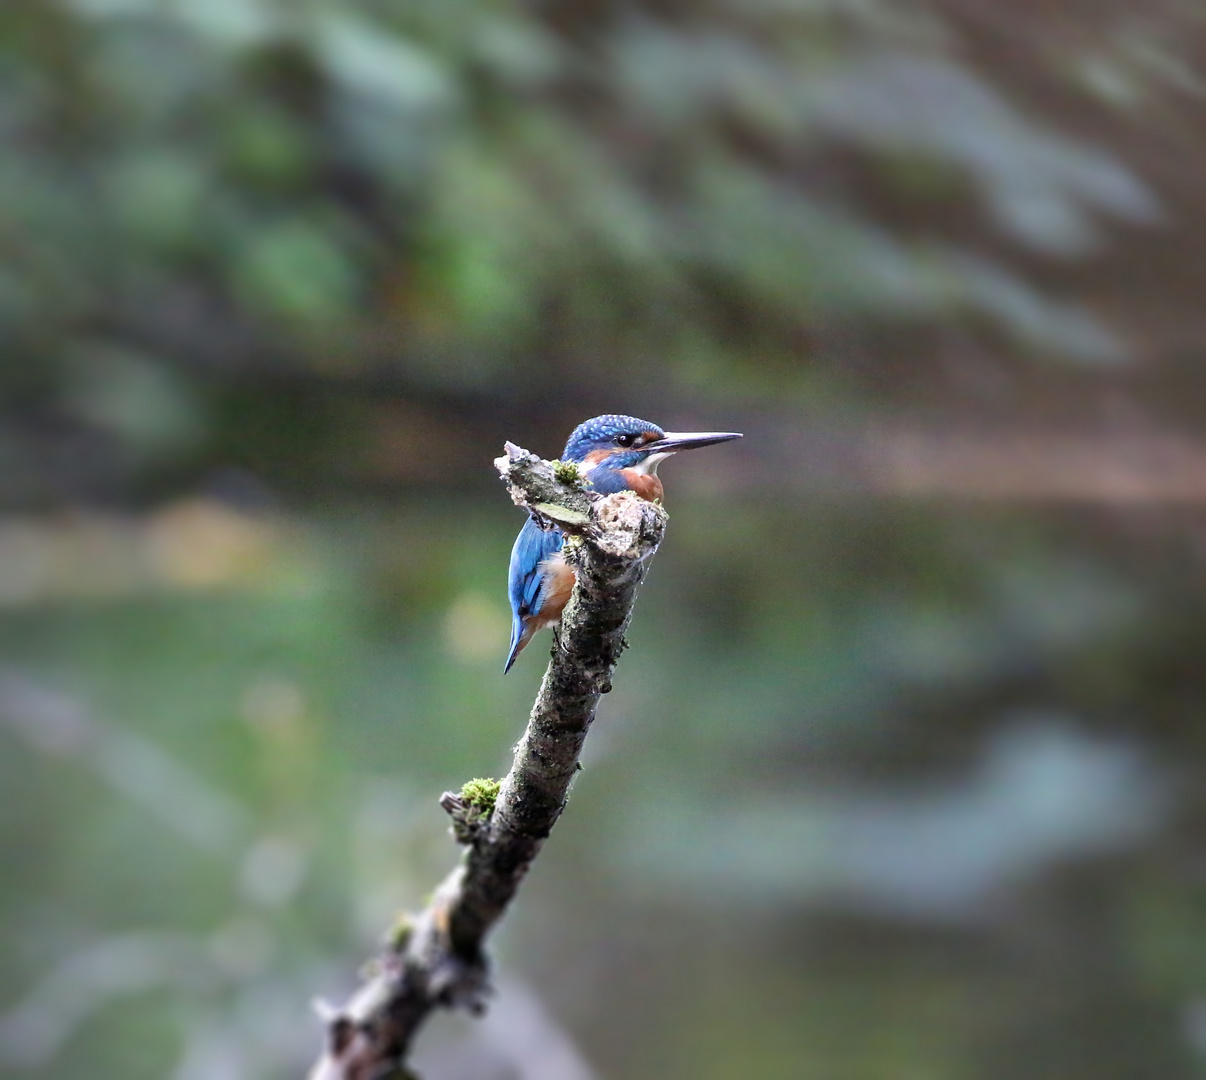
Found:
[307,443,668,1080]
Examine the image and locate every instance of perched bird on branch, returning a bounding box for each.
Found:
[505,414,742,672]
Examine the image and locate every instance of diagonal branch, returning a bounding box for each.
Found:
[308,442,668,1080]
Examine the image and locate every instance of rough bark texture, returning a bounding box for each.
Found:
[308,442,667,1080]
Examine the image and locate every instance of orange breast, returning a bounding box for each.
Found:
[619,470,664,502]
[533,555,577,628]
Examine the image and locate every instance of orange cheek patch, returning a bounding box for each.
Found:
[582,448,612,466]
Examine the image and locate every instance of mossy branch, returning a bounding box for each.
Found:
[308,442,668,1080]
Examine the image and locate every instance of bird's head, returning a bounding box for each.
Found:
[562,414,742,476]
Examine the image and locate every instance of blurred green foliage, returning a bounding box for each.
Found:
[3,1,1206,1078]
[0,0,1168,506]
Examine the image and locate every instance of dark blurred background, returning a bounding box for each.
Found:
[2,1,1206,1077]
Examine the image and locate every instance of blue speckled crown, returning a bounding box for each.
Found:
[562,414,664,462]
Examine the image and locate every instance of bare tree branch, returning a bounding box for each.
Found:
[309,442,668,1080]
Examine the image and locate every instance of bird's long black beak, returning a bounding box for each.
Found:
[644,430,743,454]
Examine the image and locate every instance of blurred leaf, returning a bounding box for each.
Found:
[62,344,205,455]
[232,218,358,324]
[313,13,454,114]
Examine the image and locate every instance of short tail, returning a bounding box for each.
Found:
[503,615,530,674]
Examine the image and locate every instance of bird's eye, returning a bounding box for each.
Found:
[614,433,635,448]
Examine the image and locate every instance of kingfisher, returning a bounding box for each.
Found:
[505,414,742,673]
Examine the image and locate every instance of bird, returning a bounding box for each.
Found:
[504,414,742,673]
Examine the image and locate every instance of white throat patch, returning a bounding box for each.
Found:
[629,451,673,476]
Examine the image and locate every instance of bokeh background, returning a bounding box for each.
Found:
[3,1,1206,1077]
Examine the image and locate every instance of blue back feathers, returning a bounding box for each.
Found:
[507,518,563,625]
[504,516,564,672]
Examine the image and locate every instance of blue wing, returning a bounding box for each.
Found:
[505,516,564,672]
[583,467,632,494]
